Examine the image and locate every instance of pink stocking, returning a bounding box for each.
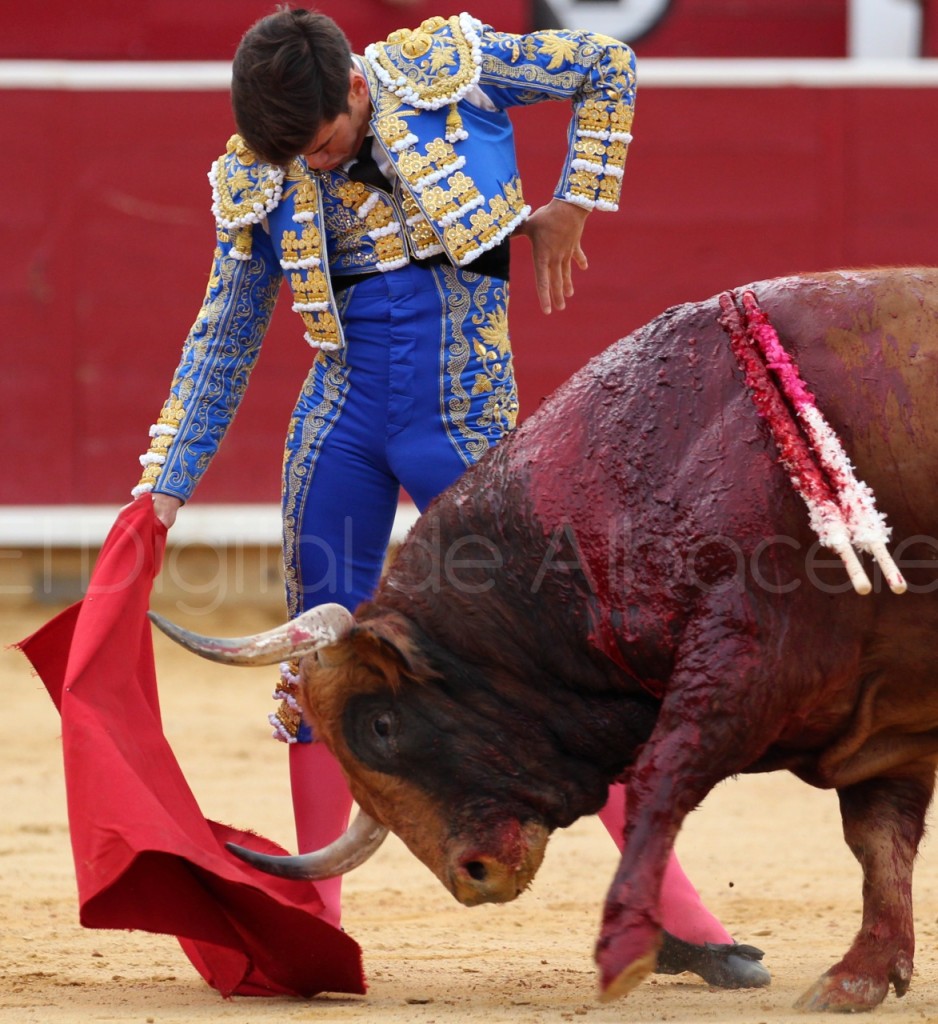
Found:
[597,781,732,945]
[289,740,355,930]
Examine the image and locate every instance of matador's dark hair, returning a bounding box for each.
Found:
[231,6,354,165]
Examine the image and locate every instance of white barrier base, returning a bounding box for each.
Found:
[0,503,421,548]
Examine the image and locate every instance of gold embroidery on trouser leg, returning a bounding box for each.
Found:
[281,288,356,621]
[270,659,304,743]
[435,267,517,464]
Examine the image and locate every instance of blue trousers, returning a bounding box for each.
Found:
[281,260,517,621]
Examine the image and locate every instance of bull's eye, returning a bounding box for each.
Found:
[373,712,394,739]
[343,696,402,769]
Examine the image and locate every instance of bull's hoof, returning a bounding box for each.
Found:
[793,973,888,1013]
[655,933,771,989]
[595,923,662,1002]
[598,948,658,1003]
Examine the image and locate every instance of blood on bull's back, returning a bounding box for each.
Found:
[498,267,938,610]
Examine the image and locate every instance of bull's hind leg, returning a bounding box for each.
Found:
[595,599,777,1001]
[794,768,934,1012]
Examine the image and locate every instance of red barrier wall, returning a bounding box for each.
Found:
[0,0,529,57]
[637,0,846,56]
[6,79,937,506]
[0,0,845,57]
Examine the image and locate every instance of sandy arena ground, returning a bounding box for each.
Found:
[5,582,938,1024]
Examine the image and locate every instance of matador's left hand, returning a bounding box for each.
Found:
[514,199,590,315]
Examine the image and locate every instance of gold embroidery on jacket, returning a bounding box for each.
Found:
[278,177,344,349]
[369,16,477,107]
[442,176,527,265]
[420,172,482,221]
[134,397,186,493]
[283,225,320,263]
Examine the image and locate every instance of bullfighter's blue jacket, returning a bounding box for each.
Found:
[133,13,637,499]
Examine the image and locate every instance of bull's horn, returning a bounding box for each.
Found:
[147,603,355,666]
[226,810,388,879]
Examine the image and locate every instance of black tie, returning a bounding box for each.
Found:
[348,135,390,192]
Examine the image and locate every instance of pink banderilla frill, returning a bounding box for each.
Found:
[718,290,905,596]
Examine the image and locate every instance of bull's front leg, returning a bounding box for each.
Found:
[595,727,705,1000]
[595,605,775,1001]
[794,768,934,1012]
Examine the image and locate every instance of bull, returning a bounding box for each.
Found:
[152,266,938,1012]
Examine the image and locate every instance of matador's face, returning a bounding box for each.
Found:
[300,67,371,172]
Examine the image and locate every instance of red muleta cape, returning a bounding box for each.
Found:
[17,495,366,999]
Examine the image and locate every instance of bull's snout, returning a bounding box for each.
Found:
[447,823,549,906]
[451,854,533,905]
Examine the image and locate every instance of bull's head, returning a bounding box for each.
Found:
[149,605,552,906]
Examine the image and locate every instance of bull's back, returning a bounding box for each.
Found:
[472,267,938,647]
[751,268,938,542]
[516,267,938,544]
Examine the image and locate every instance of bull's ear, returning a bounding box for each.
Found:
[356,611,439,683]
